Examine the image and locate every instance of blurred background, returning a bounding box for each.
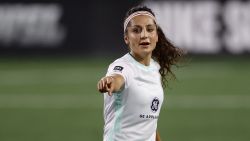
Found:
[0,0,249,141]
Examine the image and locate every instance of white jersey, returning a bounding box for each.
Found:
[103,53,164,141]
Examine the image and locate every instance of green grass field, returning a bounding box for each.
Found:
[0,56,249,141]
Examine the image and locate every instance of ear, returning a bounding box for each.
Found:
[124,35,129,45]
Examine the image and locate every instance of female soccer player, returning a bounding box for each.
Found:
[97,5,183,141]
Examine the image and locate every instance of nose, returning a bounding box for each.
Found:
[140,28,149,38]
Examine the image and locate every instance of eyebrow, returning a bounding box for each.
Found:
[129,24,156,28]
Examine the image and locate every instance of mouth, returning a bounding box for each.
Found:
[139,42,150,46]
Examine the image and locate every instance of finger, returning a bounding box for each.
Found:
[105,82,110,92]
[98,79,102,88]
[99,79,106,93]
[101,78,105,88]
[98,81,103,92]
[108,88,113,96]
[106,77,110,84]
[103,77,111,88]
[108,84,114,96]
[99,81,103,90]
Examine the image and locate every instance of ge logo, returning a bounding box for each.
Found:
[151,97,159,113]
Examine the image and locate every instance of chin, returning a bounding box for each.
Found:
[140,50,153,56]
[142,47,153,52]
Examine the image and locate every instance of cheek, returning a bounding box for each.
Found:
[156,35,158,42]
[129,35,139,44]
[152,33,158,42]
[129,34,138,40]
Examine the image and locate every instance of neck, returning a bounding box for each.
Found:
[129,52,151,66]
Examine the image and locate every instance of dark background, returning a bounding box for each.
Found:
[1,0,249,57]
[0,0,143,56]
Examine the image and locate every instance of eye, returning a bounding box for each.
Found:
[147,28,154,32]
[132,27,141,34]
[147,26,156,32]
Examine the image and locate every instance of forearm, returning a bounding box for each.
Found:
[156,130,161,141]
[109,74,125,93]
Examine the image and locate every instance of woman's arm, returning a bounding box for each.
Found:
[97,74,125,96]
[156,130,161,141]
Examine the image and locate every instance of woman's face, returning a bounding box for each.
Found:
[124,15,158,58]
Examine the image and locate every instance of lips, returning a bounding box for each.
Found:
[139,42,150,46]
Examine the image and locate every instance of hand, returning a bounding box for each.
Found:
[156,130,161,141]
[97,76,115,96]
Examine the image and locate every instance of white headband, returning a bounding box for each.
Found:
[124,11,156,32]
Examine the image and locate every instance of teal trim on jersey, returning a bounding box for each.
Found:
[127,53,157,72]
[107,92,123,141]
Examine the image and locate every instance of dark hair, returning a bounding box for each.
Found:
[124,5,183,87]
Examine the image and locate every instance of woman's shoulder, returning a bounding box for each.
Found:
[107,53,134,74]
[110,53,131,66]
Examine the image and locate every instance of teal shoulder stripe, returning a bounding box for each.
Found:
[107,92,123,141]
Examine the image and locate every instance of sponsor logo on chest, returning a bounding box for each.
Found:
[139,97,160,119]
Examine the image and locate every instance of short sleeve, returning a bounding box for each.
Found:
[106,61,132,89]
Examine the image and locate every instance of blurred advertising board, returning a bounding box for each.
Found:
[0,3,65,47]
[144,0,250,54]
[0,0,249,55]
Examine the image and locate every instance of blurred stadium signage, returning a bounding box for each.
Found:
[0,1,250,55]
[0,4,65,47]
[144,0,250,54]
